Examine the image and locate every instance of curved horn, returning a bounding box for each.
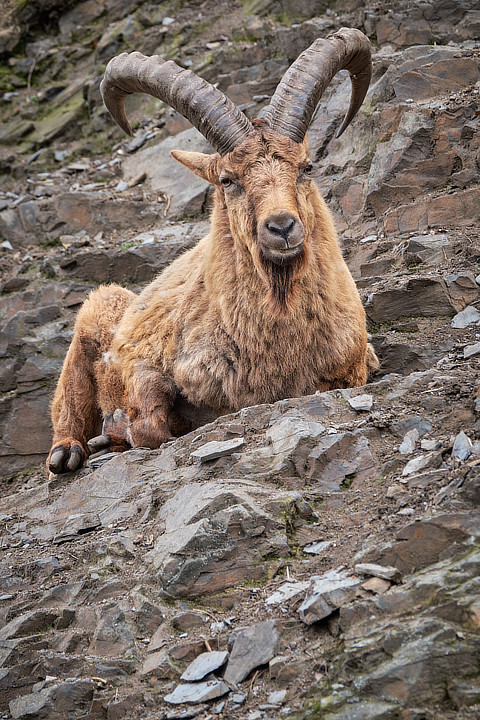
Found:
[100,51,254,155]
[263,28,372,143]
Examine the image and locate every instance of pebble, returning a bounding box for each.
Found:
[452,431,473,461]
[451,305,480,328]
[402,452,440,476]
[399,428,419,455]
[267,690,287,705]
[420,438,441,451]
[464,342,480,359]
[303,540,334,555]
[361,577,391,594]
[298,569,361,624]
[348,394,373,412]
[164,680,230,705]
[232,693,246,704]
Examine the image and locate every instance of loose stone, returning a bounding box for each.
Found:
[164,680,230,704]
[180,650,229,681]
[191,438,245,462]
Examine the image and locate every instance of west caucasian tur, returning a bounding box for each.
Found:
[47,28,379,474]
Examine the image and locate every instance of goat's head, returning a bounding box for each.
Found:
[171,122,311,272]
[100,28,371,303]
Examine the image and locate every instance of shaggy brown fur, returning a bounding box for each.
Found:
[47,123,378,473]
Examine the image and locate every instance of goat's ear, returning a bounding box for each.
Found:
[171,150,218,184]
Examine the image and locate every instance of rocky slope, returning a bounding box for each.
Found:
[0,0,479,718]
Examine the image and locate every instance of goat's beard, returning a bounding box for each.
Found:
[263,258,294,307]
[258,250,306,314]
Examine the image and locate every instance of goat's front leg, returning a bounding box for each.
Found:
[48,335,102,474]
[124,362,176,448]
[87,365,176,455]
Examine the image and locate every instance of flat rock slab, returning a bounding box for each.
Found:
[191,438,245,462]
[464,342,480,359]
[180,651,229,681]
[451,305,480,328]
[354,563,403,583]
[298,569,362,625]
[122,128,213,218]
[164,680,230,705]
[224,620,280,685]
[265,580,311,606]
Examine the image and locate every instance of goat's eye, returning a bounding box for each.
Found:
[303,164,313,175]
[220,177,233,188]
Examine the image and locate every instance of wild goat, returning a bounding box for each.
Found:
[48,27,379,474]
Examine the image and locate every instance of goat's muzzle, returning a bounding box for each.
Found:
[258,211,305,265]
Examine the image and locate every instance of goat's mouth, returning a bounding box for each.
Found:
[258,211,305,266]
[260,241,304,266]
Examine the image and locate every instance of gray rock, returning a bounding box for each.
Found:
[354,563,403,583]
[224,620,280,685]
[122,128,214,218]
[402,451,442,476]
[265,580,311,606]
[141,650,179,680]
[306,432,376,491]
[232,692,246,704]
[9,680,94,719]
[347,394,373,412]
[53,512,101,544]
[180,651,229,681]
[303,540,334,555]
[464,342,480,359]
[452,431,473,461]
[191,438,245,462]
[365,277,456,324]
[164,680,230,704]
[420,438,441,451]
[399,428,419,455]
[266,414,326,455]
[451,305,480,328]
[298,569,362,625]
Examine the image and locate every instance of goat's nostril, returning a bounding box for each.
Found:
[265,215,296,240]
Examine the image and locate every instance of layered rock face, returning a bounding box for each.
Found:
[0,0,479,718]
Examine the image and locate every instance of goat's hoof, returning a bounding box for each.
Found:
[48,439,86,474]
[86,409,133,454]
[87,434,111,453]
[88,409,133,456]
[102,409,131,441]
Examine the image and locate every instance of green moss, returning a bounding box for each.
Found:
[26,90,86,146]
[121,239,142,251]
[38,237,61,248]
[0,65,16,94]
[341,473,356,490]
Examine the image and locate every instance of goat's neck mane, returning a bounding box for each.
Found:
[209,201,312,317]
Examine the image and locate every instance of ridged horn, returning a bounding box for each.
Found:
[263,27,372,143]
[100,51,255,155]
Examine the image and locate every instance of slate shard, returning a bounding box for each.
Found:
[224,620,280,685]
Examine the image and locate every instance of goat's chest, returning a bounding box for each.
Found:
[172,319,328,412]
